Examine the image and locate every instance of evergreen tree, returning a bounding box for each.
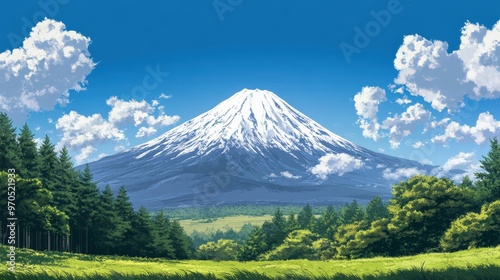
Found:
[317,205,340,239]
[341,200,364,225]
[54,147,77,217]
[128,206,156,257]
[17,123,39,178]
[152,210,175,258]
[286,212,299,233]
[38,135,59,191]
[459,175,474,189]
[475,138,500,202]
[168,220,194,259]
[74,164,99,254]
[261,209,287,251]
[238,226,267,261]
[114,186,134,255]
[297,204,315,230]
[365,196,389,224]
[93,185,122,255]
[0,113,21,172]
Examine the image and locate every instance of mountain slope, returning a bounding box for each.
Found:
[85,89,435,209]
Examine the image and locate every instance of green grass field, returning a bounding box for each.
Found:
[1,245,499,279]
[178,215,273,234]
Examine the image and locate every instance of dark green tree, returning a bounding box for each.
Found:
[0,113,21,172]
[93,185,122,255]
[128,206,156,257]
[74,164,99,254]
[317,205,341,240]
[168,220,194,259]
[17,123,39,178]
[38,135,59,191]
[114,186,134,255]
[261,209,287,251]
[475,138,500,202]
[365,196,389,224]
[341,200,364,225]
[152,210,175,258]
[238,226,267,261]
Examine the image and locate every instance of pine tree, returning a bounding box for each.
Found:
[238,226,267,261]
[152,210,175,258]
[114,186,134,255]
[38,135,59,191]
[93,185,122,255]
[17,123,40,178]
[74,164,99,254]
[341,200,364,225]
[261,209,287,251]
[128,206,156,257]
[286,212,299,233]
[297,204,315,230]
[168,220,194,259]
[365,196,389,224]
[318,205,340,239]
[54,147,77,217]
[475,138,500,203]
[0,113,21,172]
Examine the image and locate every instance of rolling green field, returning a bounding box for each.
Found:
[1,245,499,279]
[178,215,272,234]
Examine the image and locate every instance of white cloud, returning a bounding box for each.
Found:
[268,173,278,178]
[280,171,301,179]
[432,152,482,182]
[55,111,125,150]
[382,103,431,148]
[0,19,95,122]
[136,126,157,138]
[432,112,500,145]
[353,86,387,141]
[382,167,424,181]
[106,96,180,137]
[394,20,500,112]
[412,141,424,149]
[396,96,412,105]
[158,93,172,99]
[75,145,97,165]
[311,153,364,179]
[354,86,387,119]
[48,118,53,124]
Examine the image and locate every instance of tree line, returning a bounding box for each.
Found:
[0,113,193,259]
[197,139,500,261]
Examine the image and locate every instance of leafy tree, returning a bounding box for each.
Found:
[475,138,500,202]
[197,239,240,261]
[441,200,500,251]
[333,221,367,259]
[341,200,364,225]
[365,196,389,224]
[0,113,21,172]
[263,230,320,260]
[17,123,39,178]
[388,175,475,255]
[336,218,390,259]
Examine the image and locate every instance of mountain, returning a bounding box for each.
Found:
[85,89,436,209]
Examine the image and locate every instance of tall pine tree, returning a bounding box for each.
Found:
[0,113,21,171]
[17,123,40,178]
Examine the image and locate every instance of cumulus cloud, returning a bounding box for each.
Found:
[382,167,424,181]
[394,20,500,112]
[396,96,412,105]
[136,126,157,138]
[353,87,387,141]
[106,96,180,131]
[280,171,301,179]
[311,153,364,179]
[55,111,125,150]
[382,103,431,148]
[432,152,482,182]
[412,141,424,149]
[0,19,95,122]
[432,112,500,145]
[158,93,172,99]
[75,145,97,165]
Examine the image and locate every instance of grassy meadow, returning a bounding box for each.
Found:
[1,244,499,279]
[178,215,272,234]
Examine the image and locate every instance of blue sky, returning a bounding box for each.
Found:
[1,0,499,177]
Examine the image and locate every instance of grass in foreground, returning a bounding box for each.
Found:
[1,245,499,279]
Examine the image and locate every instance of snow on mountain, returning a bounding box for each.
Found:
[84,89,438,209]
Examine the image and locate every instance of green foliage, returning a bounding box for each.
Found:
[197,239,240,261]
[0,113,21,172]
[38,135,58,191]
[297,204,315,230]
[365,196,389,223]
[441,200,500,251]
[388,175,475,255]
[263,229,321,260]
[341,200,364,225]
[238,226,267,261]
[336,218,390,259]
[475,138,500,202]
[17,123,40,178]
